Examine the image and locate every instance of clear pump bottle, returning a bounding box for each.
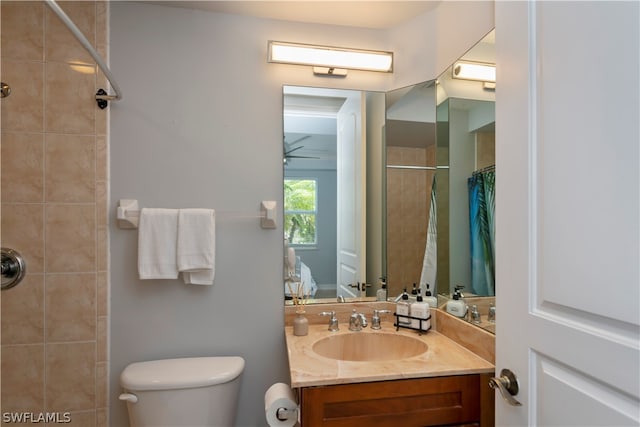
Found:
[376,277,388,301]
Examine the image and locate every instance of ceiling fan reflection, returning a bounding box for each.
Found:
[284,135,320,164]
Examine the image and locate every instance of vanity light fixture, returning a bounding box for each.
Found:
[268,41,393,76]
[452,61,496,83]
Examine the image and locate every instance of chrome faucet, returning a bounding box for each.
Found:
[470,304,481,324]
[319,311,339,332]
[349,309,368,331]
[371,309,391,330]
[488,303,496,323]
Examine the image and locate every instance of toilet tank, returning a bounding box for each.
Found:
[120,356,245,427]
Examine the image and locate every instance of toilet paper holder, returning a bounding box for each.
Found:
[276,407,297,422]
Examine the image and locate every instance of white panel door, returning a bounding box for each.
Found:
[495,1,639,425]
[336,92,366,299]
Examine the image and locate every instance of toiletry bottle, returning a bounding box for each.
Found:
[411,293,431,330]
[376,277,388,301]
[446,288,467,318]
[410,283,419,302]
[424,284,438,308]
[396,291,411,326]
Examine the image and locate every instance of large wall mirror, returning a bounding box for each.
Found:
[283,86,386,301]
[282,29,496,334]
[436,29,495,300]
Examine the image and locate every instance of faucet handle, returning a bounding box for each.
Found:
[488,304,496,323]
[319,311,339,331]
[371,309,391,330]
[470,304,481,324]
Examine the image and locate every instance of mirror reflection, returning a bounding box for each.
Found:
[384,81,437,299]
[281,29,497,337]
[436,29,495,300]
[283,86,386,301]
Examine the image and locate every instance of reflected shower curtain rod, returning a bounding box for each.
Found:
[473,164,496,175]
[45,0,122,109]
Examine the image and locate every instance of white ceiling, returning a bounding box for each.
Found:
[146,1,440,29]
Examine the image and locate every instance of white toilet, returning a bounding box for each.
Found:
[119,356,245,427]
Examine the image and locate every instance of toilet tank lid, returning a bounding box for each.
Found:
[120,357,245,391]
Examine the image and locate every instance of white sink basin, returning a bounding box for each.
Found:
[312,332,428,362]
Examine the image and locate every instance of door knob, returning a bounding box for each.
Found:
[489,368,522,406]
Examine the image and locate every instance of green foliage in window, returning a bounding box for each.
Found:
[284,179,317,245]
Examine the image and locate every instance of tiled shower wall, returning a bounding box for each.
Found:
[386,145,436,296]
[1,2,108,425]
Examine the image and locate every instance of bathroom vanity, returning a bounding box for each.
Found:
[284,303,495,426]
[298,374,492,426]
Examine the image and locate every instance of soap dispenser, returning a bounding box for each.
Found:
[396,290,411,326]
[411,292,431,330]
[410,283,419,302]
[446,287,467,318]
[424,284,438,308]
[376,276,388,301]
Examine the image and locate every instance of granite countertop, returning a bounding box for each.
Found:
[285,321,495,388]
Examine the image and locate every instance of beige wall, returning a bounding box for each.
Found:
[1,1,108,425]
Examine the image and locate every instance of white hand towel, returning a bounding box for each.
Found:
[177,208,215,285]
[138,208,179,279]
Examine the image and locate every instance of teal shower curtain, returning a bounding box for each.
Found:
[468,168,495,296]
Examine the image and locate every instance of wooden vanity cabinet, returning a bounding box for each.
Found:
[298,373,494,427]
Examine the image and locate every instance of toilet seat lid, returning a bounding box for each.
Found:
[120,356,245,391]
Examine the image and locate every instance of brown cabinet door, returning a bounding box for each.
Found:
[300,375,483,427]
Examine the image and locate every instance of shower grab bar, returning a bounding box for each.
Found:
[45,0,122,109]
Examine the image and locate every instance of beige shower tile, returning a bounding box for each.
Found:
[96,1,108,60]
[96,408,107,427]
[1,274,45,345]
[97,271,107,316]
[45,273,96,342]
[96,136,107,180]
[1,1,44,61]
[1,132,44,202]
[0,60,44,132]
[45,1,95,64]
[95,181,107,225]
[386,147,401,164]
[1,203,45,272]
[45,342,95,412]
[96,315,107,362]
[0,344,45,412]
[45,133,95,202]
[95,362,107,409]
[50,411,96,427]
[96,226,107,271]
[44,61,95,134]
[45,204,96,273]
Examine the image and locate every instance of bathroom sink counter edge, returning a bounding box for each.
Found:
[285,321,494,388]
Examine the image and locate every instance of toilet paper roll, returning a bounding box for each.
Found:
[265,383,298,427]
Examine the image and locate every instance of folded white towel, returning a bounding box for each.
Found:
[177,208,215,285]
[138,208,179,279]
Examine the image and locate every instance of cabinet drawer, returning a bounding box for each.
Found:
[300,375,482,427]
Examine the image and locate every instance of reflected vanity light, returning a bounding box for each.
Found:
[452,61,496,83]
[268,41,393,76]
